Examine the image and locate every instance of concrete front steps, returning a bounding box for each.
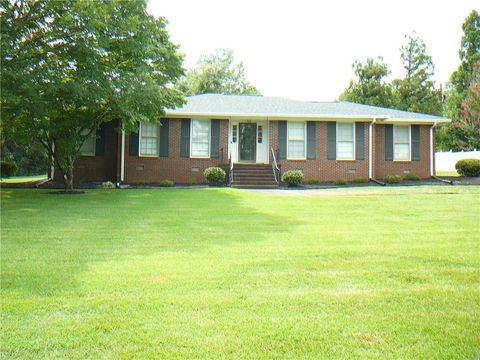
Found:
[231,163,278,189]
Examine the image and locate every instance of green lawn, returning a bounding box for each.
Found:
[0,174,47,184]
[436,170,460,177]
[1,187,479,359]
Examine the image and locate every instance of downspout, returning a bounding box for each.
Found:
[368,117,376,179]
[429,122,452,184]
[120,129,125,182]
[429,122,436,177]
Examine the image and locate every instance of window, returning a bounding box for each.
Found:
[336,123,354,160]
[232,125,237,143]
[140,122,159,156]
[287,122,306,159]
[79,129,95,156]
[257,125,263,143]
[394,125,410,160]
[191,119,210,157]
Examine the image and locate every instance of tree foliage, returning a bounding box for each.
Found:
[1,0,184,190]
[392,34,442,115]
[177,49,260,96]
[438,10,480,150]
[339,57,394,107]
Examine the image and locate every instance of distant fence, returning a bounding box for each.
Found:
[435,150,480,171]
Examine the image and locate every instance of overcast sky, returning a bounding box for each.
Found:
[147,0,478,101]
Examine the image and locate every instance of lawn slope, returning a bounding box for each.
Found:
[1,187,479,358]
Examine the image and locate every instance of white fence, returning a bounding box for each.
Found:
[435,150,480,171]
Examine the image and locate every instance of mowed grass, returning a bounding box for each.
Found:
[1,186,479,359]
[0,174,47,184]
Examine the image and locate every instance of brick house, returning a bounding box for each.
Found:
[55,94,449,187]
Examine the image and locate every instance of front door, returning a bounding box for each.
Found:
[239,123,256,162]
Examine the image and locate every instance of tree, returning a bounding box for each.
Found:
[177,49,260,95]
[339,57,395,107]
[450,10,480,94]
[1,0,184,191]
[438,10,480,150]
[392,33,442,115]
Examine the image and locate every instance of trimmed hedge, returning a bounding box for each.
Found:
[203,167,226,184]
[160,180,174,187]
[455,158,480,177]
[352,177,368,183]
[334,178,348,185]
[304,178,320,184]
[384,174,402,184]
[282,170,304,187]
[402,173,420,181]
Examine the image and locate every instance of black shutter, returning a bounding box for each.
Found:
[180,119,191,158]
[95,123,106,156]
[210,120,220,158]
[159,118,169,157]
[355,122,365,160]
[327,122,336,160]
[278,121,287,159]
[306,121,316,160]
[411,125,420,161]
[129,122,139,156]
[385,125,393,161]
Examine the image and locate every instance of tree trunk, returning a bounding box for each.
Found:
[63,158,75,192]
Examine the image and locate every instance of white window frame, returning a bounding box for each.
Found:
[79,129,96,157]
[190,119,211,158]
[139,121,160,157]
[336,122,355,160]
[287,121,307,160]
[393,125,411,161]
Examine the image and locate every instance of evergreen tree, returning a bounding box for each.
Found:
[339,57,395,107]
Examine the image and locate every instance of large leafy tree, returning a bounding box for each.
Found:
[392,34,442,115]
[339,57,395,107]
[437,10,480,150]
[177,49,260,95]
[1,0,184,191]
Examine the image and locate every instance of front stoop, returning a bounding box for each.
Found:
[231,163,278,189]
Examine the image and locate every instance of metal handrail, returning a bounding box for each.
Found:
[271,148,280,183]
[228,154,233,185]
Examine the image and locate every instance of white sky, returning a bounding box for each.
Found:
[147,0,478,101]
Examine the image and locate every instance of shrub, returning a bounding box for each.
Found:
[189,178,199,185]
[352,177,368,183]
[282,170,304,187]
[304,178,320,184]
[203,167,226,184]
[384,174,402,183]
[1,161,17,178]
[160,180,174,187]
[102,181,115,189]
[402,173,420,181]
[334,178,348,185]
[455,158,480,177]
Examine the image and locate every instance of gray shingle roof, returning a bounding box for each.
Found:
[167,94,449,122]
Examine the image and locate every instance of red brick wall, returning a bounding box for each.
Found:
[269,121,370,181]
[374,124,433,179]
[124,118,229,184]
[54,121,119,183]
[65,119,434,184]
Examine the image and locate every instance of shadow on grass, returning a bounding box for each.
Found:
[1,188,297,296]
